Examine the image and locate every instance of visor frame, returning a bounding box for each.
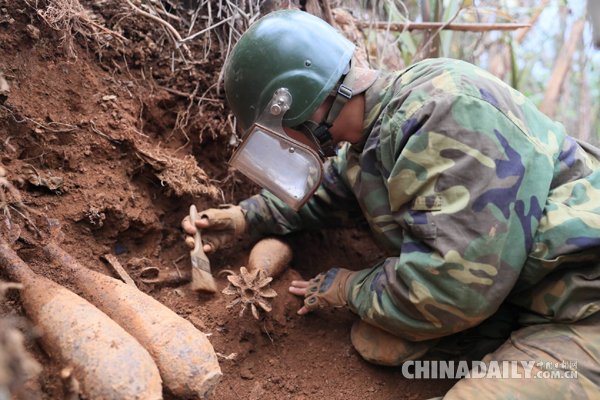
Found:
[229,123,324,210]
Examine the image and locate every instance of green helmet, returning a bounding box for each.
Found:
[224,10,355,132]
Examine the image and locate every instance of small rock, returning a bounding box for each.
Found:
[174,289,184,297]
[0,15,14,25]
[102,95,117,101]
[114,243,128,255]
[26,24,40,40]
[133,47,146,61]
[240,369,254,380]
[188,315,206,331]
[0,73,9,94]
[366,387,376,392]
[249,382,265,400]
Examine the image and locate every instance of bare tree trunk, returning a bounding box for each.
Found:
[591,0,600,47]
[539,17,586,119]
[588,107,600,147]
[420,0,441,59]
[578,57,591,142]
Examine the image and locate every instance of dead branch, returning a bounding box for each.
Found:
[158,86,223,104]
[90,120,121,145]
[178,16,235,44]
[417,0,464,61]
[355,21,531,32]
[124,0,193,59]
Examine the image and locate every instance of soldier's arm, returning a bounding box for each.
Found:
[346,94,554,341]
[239,144,363,237]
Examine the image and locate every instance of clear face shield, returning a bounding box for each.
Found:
[229,89,324,211]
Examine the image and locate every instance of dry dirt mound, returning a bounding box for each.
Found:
[0,1,454,398]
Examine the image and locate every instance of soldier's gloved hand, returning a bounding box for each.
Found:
[289,268,357,315]
[181,205,247,253]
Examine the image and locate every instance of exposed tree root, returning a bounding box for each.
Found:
[136,144,222,199]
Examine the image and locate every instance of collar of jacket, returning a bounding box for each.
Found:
[351,70,400,153]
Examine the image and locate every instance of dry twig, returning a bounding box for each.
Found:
[355,21,531,32]
[124,0,193,59]
[157,86,223,104]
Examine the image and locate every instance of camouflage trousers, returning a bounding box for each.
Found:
[351,307,600,399]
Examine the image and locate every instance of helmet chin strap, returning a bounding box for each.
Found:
[296,58,356,159]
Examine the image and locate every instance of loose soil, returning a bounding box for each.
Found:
[0,1,456,399]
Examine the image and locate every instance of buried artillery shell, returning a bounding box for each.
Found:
[43,241,222,399]
[247,237,292,278]
[0,241,163,400]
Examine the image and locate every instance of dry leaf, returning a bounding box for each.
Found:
[22,164,63,191]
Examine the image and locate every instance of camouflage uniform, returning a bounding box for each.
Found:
[240,58,600,398]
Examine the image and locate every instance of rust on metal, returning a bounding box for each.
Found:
[42,240,222,399]
[222,238,292,319]
[139,266,191,286]
[0,241,163,400]
[247,237,292,279]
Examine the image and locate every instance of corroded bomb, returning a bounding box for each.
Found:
[247,237,292,278]
[43,241,222,399]
[0,241,163,400]
[223,238,293,319]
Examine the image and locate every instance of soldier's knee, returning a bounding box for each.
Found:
[350,319,435,366]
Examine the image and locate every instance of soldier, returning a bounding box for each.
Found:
[182,10,600,398]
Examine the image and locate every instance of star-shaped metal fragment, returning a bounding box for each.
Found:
[222,267,277,319]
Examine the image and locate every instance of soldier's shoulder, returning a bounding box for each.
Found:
[387,59,559,134]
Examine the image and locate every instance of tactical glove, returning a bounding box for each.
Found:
[304,268,357,311]
[181,204,246,253]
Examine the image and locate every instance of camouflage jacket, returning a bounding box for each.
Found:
[240,58,600,341]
